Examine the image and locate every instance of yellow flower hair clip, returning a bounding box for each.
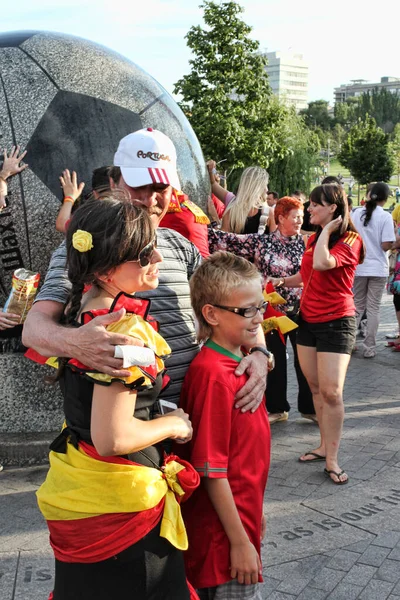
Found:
[72,230,93,253]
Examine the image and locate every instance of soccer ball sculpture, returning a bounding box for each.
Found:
[0,30,209,304]
[0,31,208,446]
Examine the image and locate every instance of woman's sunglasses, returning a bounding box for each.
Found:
[134,238,157,268]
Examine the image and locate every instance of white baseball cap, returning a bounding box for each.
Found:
[114,127,180,190]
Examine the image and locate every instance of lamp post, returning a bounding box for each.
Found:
[327,137,330,175]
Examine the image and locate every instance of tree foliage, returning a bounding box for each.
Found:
[174,1,290,171]
[356,88,400,133]
[299,100,332,131]
[390,123,400,185]
[338,115,394,184]
[267,101,320,195]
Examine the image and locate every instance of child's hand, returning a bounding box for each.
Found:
[60,169,85,201]
[230,540,261,585]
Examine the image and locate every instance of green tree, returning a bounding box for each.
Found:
[174,1,289,171]
[390,123,400,186]
[338,115,394,184]
[357,88,400,133]
[268,101,320,195]
[333,97,358,130]
[300,100,332,131]
[330,123,346,154]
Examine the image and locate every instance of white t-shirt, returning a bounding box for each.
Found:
[352,205,395,277]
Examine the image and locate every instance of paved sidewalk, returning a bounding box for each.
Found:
[1,294,400,599]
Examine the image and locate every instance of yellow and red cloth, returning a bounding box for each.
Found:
[262,282,298,343]
[37,440,199,563]
[26,294,171,390]
[161,190,210,257]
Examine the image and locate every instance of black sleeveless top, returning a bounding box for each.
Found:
[50,293,170,469]
[243,209,269,234]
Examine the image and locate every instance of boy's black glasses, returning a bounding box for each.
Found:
[130,238,157,268]
[212,301,268,318]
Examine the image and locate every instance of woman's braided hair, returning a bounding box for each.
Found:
[50,194,154,381]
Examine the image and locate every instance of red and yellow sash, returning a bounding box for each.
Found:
[37,441,199,563]
[168,191,210,224]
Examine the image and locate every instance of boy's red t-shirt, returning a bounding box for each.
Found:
[300,231,363,323]
[179,341,270,589]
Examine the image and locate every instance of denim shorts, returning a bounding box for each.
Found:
[297,315,356,355]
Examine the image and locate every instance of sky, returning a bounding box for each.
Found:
[2,0,400,106]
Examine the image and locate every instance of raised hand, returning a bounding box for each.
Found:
[0,146,28,179]
[59,169,85,201]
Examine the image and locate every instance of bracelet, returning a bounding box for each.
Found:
[63,196,75,204]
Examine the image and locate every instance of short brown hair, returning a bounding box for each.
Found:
[274,196,303,223]
[190,251,261,342]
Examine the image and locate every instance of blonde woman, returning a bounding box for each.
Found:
[207,161,276,234]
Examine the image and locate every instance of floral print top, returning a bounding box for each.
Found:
[208,228,306,314]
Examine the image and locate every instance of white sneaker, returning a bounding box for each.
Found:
[363,347,376,358]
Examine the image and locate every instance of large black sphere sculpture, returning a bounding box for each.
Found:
[0,30,209,303]
[0,31,208,458]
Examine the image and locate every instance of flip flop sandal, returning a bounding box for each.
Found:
[298,452,326,463]
[324,468,348,485]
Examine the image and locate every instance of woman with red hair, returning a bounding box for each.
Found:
[208,196,315,424]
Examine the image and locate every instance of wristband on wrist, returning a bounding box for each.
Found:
[63,196,75,204]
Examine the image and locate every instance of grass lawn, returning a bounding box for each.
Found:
[326,158,399,208]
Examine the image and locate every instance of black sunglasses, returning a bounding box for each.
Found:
[134,238,157,268]
[213,301,268,318]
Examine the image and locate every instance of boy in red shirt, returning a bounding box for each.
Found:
[179,251,271,600]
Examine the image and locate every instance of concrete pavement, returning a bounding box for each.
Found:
[1,293,400,599]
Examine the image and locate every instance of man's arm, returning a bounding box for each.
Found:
[23,301,140,377]
[234,327,269,413]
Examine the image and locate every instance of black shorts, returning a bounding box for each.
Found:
[297,315,356,355]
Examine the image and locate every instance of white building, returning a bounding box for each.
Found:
[334,77,400,104]
[264,51,309,112]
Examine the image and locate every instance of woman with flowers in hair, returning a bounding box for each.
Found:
[33,196,198,600]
